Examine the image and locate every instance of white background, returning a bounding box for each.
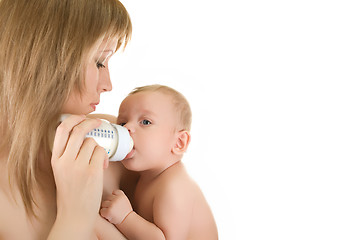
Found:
[95,1,359,239]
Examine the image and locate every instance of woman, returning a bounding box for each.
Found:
[0,0,133,239]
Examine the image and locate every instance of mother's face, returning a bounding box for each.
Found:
[61,38,118,115]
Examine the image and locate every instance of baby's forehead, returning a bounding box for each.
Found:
[126,91,173,104]
[120,91,175,112]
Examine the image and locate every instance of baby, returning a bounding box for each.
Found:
[99,84,218,239]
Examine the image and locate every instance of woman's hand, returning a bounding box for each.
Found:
[49,115,109,239]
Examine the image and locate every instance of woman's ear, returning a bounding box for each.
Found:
[172,130,191,155]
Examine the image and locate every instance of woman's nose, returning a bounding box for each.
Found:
[99,69,112,92]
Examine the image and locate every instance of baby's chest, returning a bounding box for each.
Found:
[133,185,156,222]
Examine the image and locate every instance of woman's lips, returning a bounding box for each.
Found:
[90,103,99,111]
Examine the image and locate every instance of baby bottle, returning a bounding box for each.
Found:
[60,115,133,161]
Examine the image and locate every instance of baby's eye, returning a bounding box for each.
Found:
[118,122,126,126]
[96,61,105,69]
[140,119,152,126]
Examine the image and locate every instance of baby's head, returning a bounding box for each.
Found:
[117,84,192,172]
[129,84,192,131]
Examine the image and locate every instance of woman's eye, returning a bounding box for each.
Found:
[140,119,152,126]
[96,61,105,69]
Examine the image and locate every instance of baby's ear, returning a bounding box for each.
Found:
[172,130,191,155]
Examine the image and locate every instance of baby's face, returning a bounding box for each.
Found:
[117,91,179,172]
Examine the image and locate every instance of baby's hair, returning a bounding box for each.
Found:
[129,84,192,131]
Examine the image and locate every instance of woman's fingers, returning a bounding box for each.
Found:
[76,137,100,165]
[61,117,102,162]
[52,114,109,173]
[89,144,108,171]
[51,115,86,161]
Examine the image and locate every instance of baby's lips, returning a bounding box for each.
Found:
[124,147,135,159]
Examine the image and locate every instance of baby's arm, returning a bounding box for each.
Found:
[121,186,194,239]
[100,190,166,240]
[150,183,194,239]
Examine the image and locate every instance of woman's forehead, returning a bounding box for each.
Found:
[97,38,118,53]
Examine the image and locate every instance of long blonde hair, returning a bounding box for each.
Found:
[0,0,131,217]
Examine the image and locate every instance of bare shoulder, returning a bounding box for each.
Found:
[153,162,218,239]
[0,184,16,238]
[0,161,17,237]
[0,164,7,235]
[157,162,199,195]
[0,158,10,207]
[153,162,202,211]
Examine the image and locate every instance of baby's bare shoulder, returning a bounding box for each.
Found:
[156,162,201,200]
[152,163,216,239]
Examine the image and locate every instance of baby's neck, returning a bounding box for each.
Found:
[139,159,181,183]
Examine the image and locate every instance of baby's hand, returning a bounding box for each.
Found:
[100,190,133,225]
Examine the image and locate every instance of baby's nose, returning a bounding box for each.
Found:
[123,123,134,134]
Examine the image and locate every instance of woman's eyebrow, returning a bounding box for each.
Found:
[96,50,114,61]
[98,50,114,56]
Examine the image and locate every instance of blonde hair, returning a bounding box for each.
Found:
[129,84,192,131]
[0,0,131,217]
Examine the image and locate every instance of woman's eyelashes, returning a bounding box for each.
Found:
[96,61,106,69]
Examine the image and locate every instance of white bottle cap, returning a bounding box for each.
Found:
[110,123,134,161]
